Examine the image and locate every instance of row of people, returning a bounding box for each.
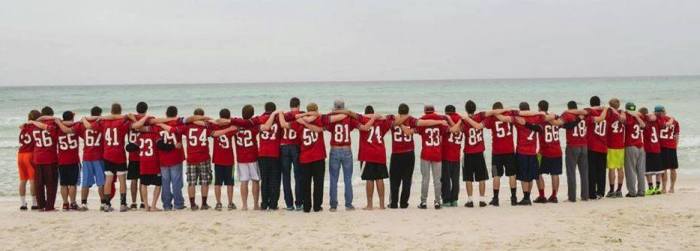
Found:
[16,96,679,212]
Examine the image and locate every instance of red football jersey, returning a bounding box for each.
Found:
[99,118,131,164]
[417,113,447,161]
[127,114,146,162]
[255,113,283,158]
[514,115,544,156]
[18,124,34,153]
[624,112,644,148]
[606,110,625,149]
[658,116,678,149]
[387,115,417,154]
[358,116,392,164]
[326,116,358,147]
[31,118,59,165]
[211,124,236,166]
[137,126,161,175]
[56,123,80,165]
[538,117,562,158]
[560,112,587,147]
[173,123,211,164]
[461,112,485,154]
[73,120,104,161]
[293,116,328,164]
[642,115,661,153]
[483,111,515,155]
[281,111,302,145]
[158,119,185,167]
[442,112,464,161]
[585,108,616,154]
[234,123,259,163]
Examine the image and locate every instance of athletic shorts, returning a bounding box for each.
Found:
[104,160,127,175]
[186,161,212,186]
[492,153,517,177]
[361,162,389,180]
[539,156,562,175]
[607,148,625,170]
[59,164,80,186]
[81,160,105,188]
[661,148,678,170]
[238,162,260,182]
[516,154,539,181]
[463,153,488,182]
[214,165,234,186]
[17,152,35,181]
[127,161,140,180]
[140,174,162,186]
[645,153,663,174]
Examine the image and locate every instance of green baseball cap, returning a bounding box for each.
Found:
[625,102,636,111]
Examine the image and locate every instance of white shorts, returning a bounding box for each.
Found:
[237,162,260,181]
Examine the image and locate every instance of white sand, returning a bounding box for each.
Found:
[1,175,699,250]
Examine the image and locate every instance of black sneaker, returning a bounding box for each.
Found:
[20,205,28,211]
[464,201,474,208]
[479,201,487,207]
[517,199,532,206]
[400,204,409,209]
[31,205,40,210]
[388,204,398,209]
[201,204,210,210]
[547,196,558,203]
[434,202,441,210]
[510,196,517,206]
[605,191,615,198]
[215,203,223,211]
[615,191,623,198]
[191,204,199,211]
[533,196,548,204]
[489,198,499,207]
[418,203,427,209]
[139,204,146,209]
[130,203,137,209]
[625,193,636,198]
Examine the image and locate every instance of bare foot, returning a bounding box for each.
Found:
[362,207,373,210]
[151,207,162,212]
[669,188,675,193]
[241,207,248,211]
[253,206,261,210]
[379,206,385,210]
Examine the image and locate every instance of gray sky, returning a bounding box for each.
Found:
[1,0,698,86]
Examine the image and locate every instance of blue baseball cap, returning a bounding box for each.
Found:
[654,105,665,113]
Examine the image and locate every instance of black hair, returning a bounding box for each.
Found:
[111,103,122,115]
[90,106,102,116]
[136,102,148,114]
[265,102,276,113]
[166,106,178,117]
[219,108,231,119]
[590,96,601,107]
[465,100,476,114]
[567,101,578,110]
[242,105,254,119]
[290,97,300,108]
[538,100,549,112]
[365,105,374,114]
[492,102,503,110]
[519,102,530,111]
[398,103,409,115]
[445,105,456,113]
[62,111,74,121]
[28,110,40,121]
[41,106,54,116]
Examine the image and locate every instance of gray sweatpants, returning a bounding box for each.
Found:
[565,146,589,201]
[624,146,646,195]
[420,160,442,204]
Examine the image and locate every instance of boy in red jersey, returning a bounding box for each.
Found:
[71,107,107,210]
[255,102,284,210]
[17,110,40,210]
[533,101,566,203]
[235,105,261,211]
[210,109,238,210]
[560,101,590,202]
[280,103,347,213]
[441,105,464,207]
[325,100,359,211]
[605,99,626,198]
[640,107,663,195]
[496,102,545,206]
[416,105,449,210]
[356,106,390,210]
[584,96,611,200]
[280,97,303,211]
[30,106,60,211]
[126,102,149,209]
[386,104,418,209]
[655,106,678,193]
[622,102,646,197]
[54,111,81,210]
[484,102,519,206]
[132,116,163,212]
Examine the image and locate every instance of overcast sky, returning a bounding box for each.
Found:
[0,0,698,86]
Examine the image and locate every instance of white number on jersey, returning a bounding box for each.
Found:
[366,125,383,144]
[218,135,231,149]
[188,129,208,146]
[32,130,53,147]
[85,129,101,147]
[495,121,512,138]
[260,124,279,141]
[572,120,586,137]
[650,127,659,143]
[333,124,350,143]
[58,134,78,150]
[659,124,675,140]
[544,125,560,143]
[283,128,297,140]
[139,138,154,157]
[302,129,318,146]
[630,124,641,140]
[424,128,441,146]
[236,130,254,147]
[593,120,606,137]
[20,133,32,145]
[105,127,119,146]
[610,121,623,134]
[392,127,412,142]
[466,129,481,146]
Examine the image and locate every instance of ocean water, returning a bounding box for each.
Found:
[1,76,698,195]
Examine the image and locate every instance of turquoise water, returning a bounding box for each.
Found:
[1,76,698,195]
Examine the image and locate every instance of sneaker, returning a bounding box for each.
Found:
[517,199,532,206]
[215,203,223,211]
[479,201,487,207]
[388,204,398,209]
[313,207,323,212]
[20,205,28,211]
[615,191,623,198]
[645,188,655,196]
[346,206,355,211]
[625,193,636,198]
[399,204,409,209]
[140,204,146,209]
[100,204,106,211]
[329,207,337,212]
[175,206,187,210]
[418,203,427,209]
[533,196,548,204]
[636,192,645,197]
[164,207,173,211]
[605,191,615,198]
[488,198,499,207]
[269,206,279,211]
[62,203,70,211]
[31,205,40,210]
[465,201,474,208]
[103,205,114,212]
[119,204,129,212]
[129,203,137,209]
[191,204,199,211]
[70,203,79,210]
[547,196,558,203]
[285,206,295,211]
[510,196,517,206]
[653,189,662,195]
[201,204,211,210]
[434,202,441,210]
[295,205,303,211]
[452,201,459,207]
[79,204,89,211]
[228,203,237,210]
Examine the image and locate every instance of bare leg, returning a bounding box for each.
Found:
[552,175,560,196]
[130,179,138,204]
[377,180,386,209]
[240,181,249,210]
[608,169,615,191]
[202,184,210,206]
[492,177,500,193]
[509,176,517,189]
[60,186,69,206]
[227,185,234,205]
[19,180,27,205]
[215,185,222,204]
[660,171,668,193]
[478,181,486,197]
[69,186,77,204]
[616,169,624,190]
[536,176,545,197]
[670,169,677,193]
[118,174,127,194]
[187,185,196,202]
[151,187,161,211]
[140,185,149,211]
[252,181,260,210]
[104,175,114,202]
[364,181,374,210]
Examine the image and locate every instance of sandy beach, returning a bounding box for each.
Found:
[1,174,698,251]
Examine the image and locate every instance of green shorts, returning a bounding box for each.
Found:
[607,148,625,169]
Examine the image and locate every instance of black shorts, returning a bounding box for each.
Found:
[492,153,517,177]
[516,154,539,182]
[214,165,235,186]
[58,164,80,186]
[104,160,128,175]
[140,174,162,186]
[539,156,563,175]
[361,162,389,180]
[127,161,140,180]
[661,148,678,170]
[645,153,663,174]
[463,153,488,182]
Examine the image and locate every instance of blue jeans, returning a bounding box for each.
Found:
[280,144,302,208]
[329,148,353,208]
[160,163,185,209]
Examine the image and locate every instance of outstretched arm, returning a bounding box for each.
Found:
[462,116,484,129]
[416,119,447,127]
[211,126,237,137]
[260,112,278,131]
[495,114,513,123]
[131,115,150,129]
[55,119,75,133]
[185,115,211,124]
[593,107,608,123]
[29,120,48,130]
[297,118,323,132]
[449,119,462,133]
[278,112,290,129]
[357,116,377,131]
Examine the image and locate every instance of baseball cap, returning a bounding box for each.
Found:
[654,105,665,113]
[625,102,636,111]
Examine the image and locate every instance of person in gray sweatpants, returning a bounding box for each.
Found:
[420,160,442,207]
[624,146,645,196]
[565,147,589,202]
